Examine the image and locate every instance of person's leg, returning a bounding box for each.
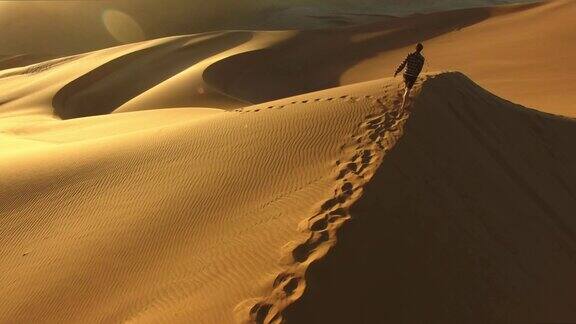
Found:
[400,87,411,111]
[399,75,412,113]
[398,75,416,115]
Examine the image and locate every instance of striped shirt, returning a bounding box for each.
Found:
[395,52,425,77]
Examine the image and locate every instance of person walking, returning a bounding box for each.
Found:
[394,43,425,114]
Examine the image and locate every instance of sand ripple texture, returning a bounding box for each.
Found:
[0,73,408,323]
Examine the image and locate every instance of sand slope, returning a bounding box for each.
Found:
[343,0,576,115]
[284,73,576,323]
[0,73,410,323]
[1,1,575,322]
[0,31,295,119]
[202,0,575,116]
[0,61,576,323]
[2,1,571,118]
[3,69,576,323]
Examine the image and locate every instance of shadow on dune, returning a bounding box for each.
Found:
[52,32,251,119]
[283,73,576,323]
[203,4,538,104]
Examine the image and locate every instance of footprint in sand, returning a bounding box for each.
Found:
[309,214,329,231]
[292,231,329,262]
[250,302,274,323]
[282,277,300,295]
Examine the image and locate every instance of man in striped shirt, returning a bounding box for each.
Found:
[394,43,425,113]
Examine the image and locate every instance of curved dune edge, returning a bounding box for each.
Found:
[342,0,575,116]
[237,71,576,323]
[1,74,416,323]
[0,30,297,120]
[233,83,419,323]
[51,32,253,119]
[282,72,576,323]
[1,1,572,121]
[3,70,574,322]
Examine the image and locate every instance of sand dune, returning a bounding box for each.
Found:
[1,1,575,323]
[114,31,296,114]
[285,73,576,323]
[203,0,575,116]
[344,0,576,116]
[2,2,571,116]
[1,70,410,322]
[0,31,299,119]
[0,0,537,60]
[3,69,575,322]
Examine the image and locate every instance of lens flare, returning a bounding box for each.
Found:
[102,9,145,44]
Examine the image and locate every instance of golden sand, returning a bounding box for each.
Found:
[1,1,575,323]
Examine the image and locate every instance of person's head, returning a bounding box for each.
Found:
[416,43,424,53]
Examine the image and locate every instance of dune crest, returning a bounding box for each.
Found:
[343,0,576,115]
[234,90,410,323]
[2,1,572,120]
[2,69,576,322]
[283,72,576,323]
[1,1,575,319]
[0,71,412,322]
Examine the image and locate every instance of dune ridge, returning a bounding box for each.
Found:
[200,0,575,116]
[0,71,412,323]
[1,1,575,322]
[2,1,571,120]
[2,69,576,322]
[234,90,411,323]
[283,72,576,323]
[343,0,576,115]
[51,32,251,119]
[0,30,297,120]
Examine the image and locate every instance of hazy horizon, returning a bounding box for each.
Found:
[0,0,540,56]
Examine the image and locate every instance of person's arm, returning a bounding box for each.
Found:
[394,55,408,77]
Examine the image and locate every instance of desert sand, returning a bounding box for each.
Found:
[1,0,575,323]
[201,0,575,116]
[343,0,576,115]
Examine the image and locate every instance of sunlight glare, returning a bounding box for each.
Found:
[102,9,145,44]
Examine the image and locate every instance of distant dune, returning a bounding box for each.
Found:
[1,1,571,117]
[0,0,538,58]
[203,0,575,116]
[1,0,575,323]
[343,0,576,115]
